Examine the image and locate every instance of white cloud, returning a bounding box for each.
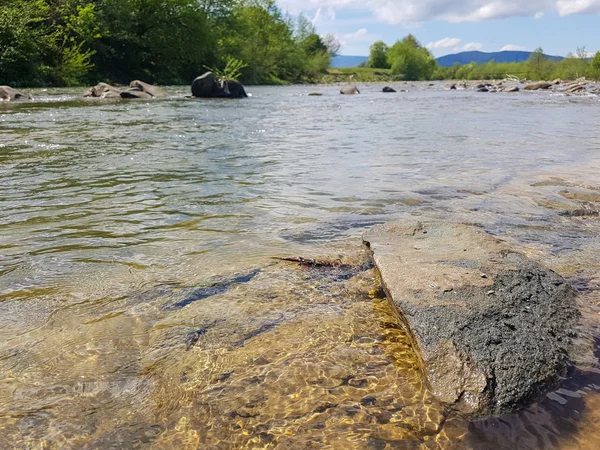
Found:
[463,42,483,51]
[557,0,600,15]
[426,37,462,49]
[500,44,528,51]
[534,11,545,18]
[343,28,368,41]
[277,0,600,24]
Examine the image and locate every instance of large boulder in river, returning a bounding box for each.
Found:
[0,86,31,102]
[524,81,553,90]
[340,85,360,95]
[363,220,580,418]
[129,80,166,97]
[191,72,247,99]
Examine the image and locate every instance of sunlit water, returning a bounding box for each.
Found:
[1,84,600,449]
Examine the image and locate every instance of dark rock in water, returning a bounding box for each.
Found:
[0,85,31,102]
[476,87,489,92]
[382,86,396,93]
[447,83,457,90]
[191,72,248,99]
[340,85,360,95]
[162,269,261,311]
[307,92,323,96]
[363,220,580,418]
[129,80,165,97]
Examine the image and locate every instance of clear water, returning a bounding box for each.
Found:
[1,84,600,449]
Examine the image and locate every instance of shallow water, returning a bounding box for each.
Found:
[1,84,600,449]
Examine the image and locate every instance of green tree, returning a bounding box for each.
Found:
[591,51,600,79]
[527,47,553,79]
[387,35,436,81]
[368,41,390,69]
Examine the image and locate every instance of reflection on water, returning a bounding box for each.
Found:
[1,85,600,448]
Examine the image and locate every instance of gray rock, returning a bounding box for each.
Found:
[84,82,122,99]
[505,86,520,92]
[129,80,165,97]
[0,85,31,102]
[524,81,553,90]
[191,72,247,99]
[340,85,360,95]
[566,83,587,94]
[120,89,153,99]
[363,220,580,418]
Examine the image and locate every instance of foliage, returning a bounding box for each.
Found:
[205,56,248,81]
[368,41,390,69]
[387,35,436,81]
[0,0,332,86]
[591,51,600,78]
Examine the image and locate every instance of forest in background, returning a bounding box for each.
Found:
[0,0,338,86]
[366,37,600,82]
[2,1,600,88]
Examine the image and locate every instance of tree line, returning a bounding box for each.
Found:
[366,36,600,81]
[0,0,338,86]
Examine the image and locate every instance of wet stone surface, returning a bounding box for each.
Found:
[364,220,582,418]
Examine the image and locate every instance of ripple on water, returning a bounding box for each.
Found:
[1,85,600,448]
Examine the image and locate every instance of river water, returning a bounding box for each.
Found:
[1,84,600,449]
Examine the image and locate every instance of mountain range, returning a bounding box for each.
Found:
[331,51,565,68]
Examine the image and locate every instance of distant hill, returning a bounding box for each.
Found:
[436,50,564,67]
[331,55,368,68]
[331,51,565,69]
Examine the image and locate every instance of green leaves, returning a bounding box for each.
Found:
[387,35,436,81]
[368,41,390,69]
[0,0,334,86]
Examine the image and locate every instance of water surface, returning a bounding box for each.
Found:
[1,84,600,449]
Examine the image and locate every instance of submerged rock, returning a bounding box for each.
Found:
[191,72,247,99]
[0,86,31,102]
[382,86,397,93]
[307,92,323,96]
[363,220,580,418]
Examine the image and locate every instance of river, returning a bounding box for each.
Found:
[1,84,600,449]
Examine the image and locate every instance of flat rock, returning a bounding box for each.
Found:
[524,81,553,90]
[363,220,580,418]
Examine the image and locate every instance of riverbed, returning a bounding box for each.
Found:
[1,84,600,449]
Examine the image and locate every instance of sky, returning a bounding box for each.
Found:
[276,0,600,57]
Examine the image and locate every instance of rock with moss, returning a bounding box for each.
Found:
[364,219,581,418]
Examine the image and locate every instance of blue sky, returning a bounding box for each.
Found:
[276,0,600,57]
